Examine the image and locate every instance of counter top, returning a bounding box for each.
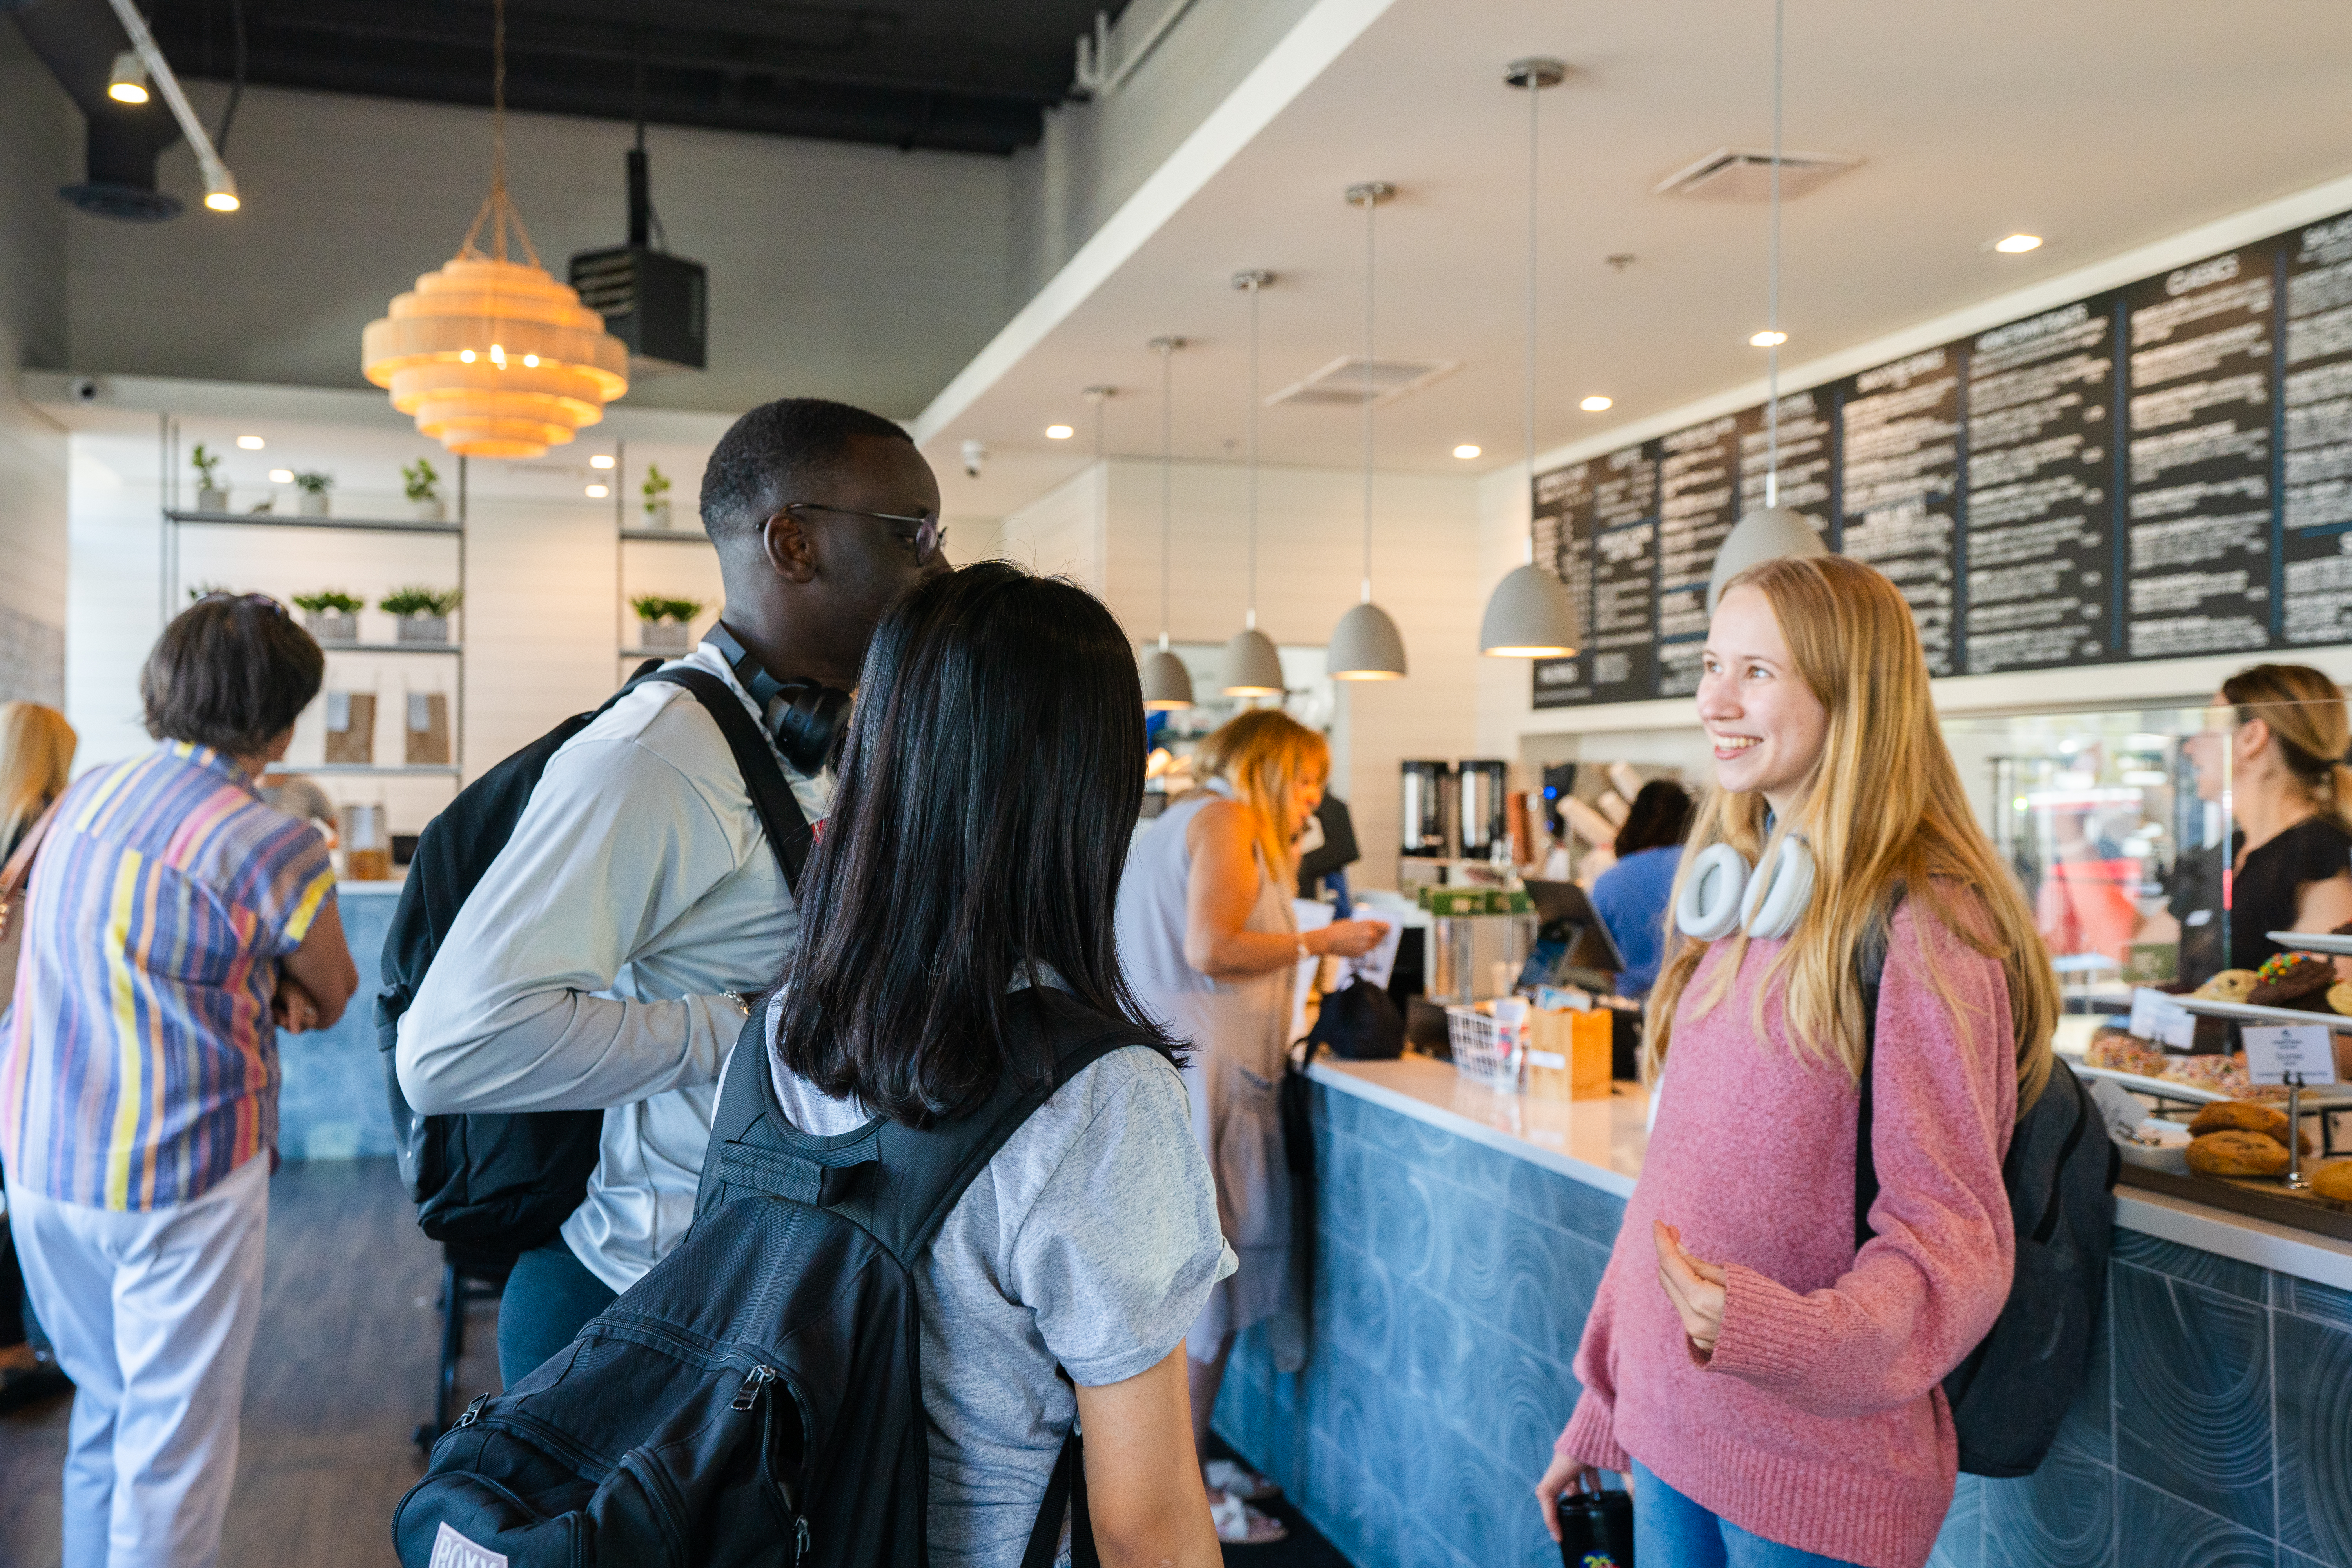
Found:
[1310,1052,2352,1292]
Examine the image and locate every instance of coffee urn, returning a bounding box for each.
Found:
[1400,760,1453,858]
[1456,759,1509,863]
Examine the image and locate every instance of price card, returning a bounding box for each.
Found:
[2239,1024,2341,1086]
[2087,1076,2152,1140]
[2127,987,2196,1050]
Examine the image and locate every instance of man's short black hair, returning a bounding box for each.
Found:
[141,595,325,756]
[699,398,915,548]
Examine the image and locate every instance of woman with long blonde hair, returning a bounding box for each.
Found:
[1116,708,1388,1544]
[0,700,71,1412]
[1535,556,2058,1567]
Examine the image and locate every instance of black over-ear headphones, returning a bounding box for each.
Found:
[703,620,852,776]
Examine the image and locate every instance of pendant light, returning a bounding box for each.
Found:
[1480,57,1583,659]
[363,0,629,458]
[1221,270,1287,697]
[1707,0,1826,611]
[1327,182,1408,681]
[1140,336,1196,711]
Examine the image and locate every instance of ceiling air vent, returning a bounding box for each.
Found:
[1653,147,1862,201]
[1265,356,1461,409]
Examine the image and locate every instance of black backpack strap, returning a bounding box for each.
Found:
[1020,1426,1097,1568]
[1851,886,1907,1253]
[635,665,817,891]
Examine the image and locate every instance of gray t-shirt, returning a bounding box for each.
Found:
[766,1008,1236,1568]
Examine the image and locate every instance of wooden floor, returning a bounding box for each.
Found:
[0,1158,502,1568]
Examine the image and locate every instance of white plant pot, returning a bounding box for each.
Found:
[411,498,447,521]
[305,611,358,643]
[639,619,693,651]
[298,492,331,516]
[643,500,673,530]
[196,487,228,513]
[396,614,450,644]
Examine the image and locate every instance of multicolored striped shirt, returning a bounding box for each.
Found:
[0,742,336,1210]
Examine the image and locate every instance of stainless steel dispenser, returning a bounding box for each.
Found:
[1400,760,1453,858]
[1456,759,1509,862]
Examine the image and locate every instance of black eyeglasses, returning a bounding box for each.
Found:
[780,502,947,562]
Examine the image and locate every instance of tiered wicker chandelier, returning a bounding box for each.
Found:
[362,0,627,458]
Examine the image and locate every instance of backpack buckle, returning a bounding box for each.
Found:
[453,1392,490,1429]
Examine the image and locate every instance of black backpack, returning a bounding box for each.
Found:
[1855,921,2119,1479]
[393,989,1146,1568]
[376,662,815,1254]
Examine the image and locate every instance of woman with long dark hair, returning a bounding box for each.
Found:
[764,561,1229,1568]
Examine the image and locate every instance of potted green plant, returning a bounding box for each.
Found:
[292,589,365,643]
[294,471,334,517]
[403,459,445,522]
[381,584,462,644]
[630,594,704,652]
[642,463,673,529]
[191,444,228,512]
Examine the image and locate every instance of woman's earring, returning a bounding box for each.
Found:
[1675,842,1751,941]
[1740,835,1815,940]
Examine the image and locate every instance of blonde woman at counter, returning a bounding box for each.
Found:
[1536,556,2059,1568]
[1115,710,1388,1546]
[2184,662,2352,975]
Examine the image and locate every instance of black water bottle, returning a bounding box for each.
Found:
[1556,1486,1635,1568]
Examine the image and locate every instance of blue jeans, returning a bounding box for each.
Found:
[1632,1460,1863,1568]
[497,1237,617,1387]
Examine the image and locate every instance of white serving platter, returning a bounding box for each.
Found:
[2269,929,2352,957]
[2171,994,2352,1032]
[2056,1052,2352,1111]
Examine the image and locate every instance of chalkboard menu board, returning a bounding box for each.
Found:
[1532,201,2352,709]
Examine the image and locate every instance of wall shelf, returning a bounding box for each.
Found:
[263,763,462,777]
[166,509,463,537]
[317,641,463,655]
[617,646,693,659]
[621,528,708,543]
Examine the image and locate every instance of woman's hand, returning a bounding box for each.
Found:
[1534,1453,1629,1542]
[273,976,320,1033]
[1653,1219,1727,1355]
[1316,919,1390,959]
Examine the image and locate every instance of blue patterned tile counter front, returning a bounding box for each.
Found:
[276,882,399,1161]
[1213,1056,2352,1568]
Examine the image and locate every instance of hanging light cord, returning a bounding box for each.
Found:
[1524,67,1540,563]
[1246,277,1261,631]
[1158,340,1174,651]
[1359,191,1377,603]
[1764,0,1784,506]
[459,0,540,267]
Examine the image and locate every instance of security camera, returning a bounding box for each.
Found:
[960,438,988,479]
[68,376,102,404]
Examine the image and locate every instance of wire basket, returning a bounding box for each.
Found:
[1446,1004,1523,1091]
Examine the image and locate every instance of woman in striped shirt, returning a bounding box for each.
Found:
[2,594,357,1568]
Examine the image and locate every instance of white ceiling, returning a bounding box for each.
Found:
[921,0,2352,519]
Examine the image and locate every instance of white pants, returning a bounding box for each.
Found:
[7,1153,270,1568]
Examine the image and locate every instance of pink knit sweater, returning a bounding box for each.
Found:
[1556,901,2017,1568]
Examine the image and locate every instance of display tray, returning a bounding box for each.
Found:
[2270,929,2352,957]
[2056,1050,2352,1111]
[2169,994,2352,1032]
[2118,1162,2352,1246]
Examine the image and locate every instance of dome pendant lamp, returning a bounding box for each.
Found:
[1221,270,1286,698]
[1328,182,1408,682]
[1708,0,1826,612]
[1481,57,1583,660]
[1140,336,1196,711]
[362,0,628,458]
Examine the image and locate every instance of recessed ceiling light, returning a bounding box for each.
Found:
[267,468,294,484]
[1994,233,2043,254]
[1749,330,1787,347]
[585,484,609,499]
[236,434,264,450]
[589,454,615,469]
[459,349,475,363]
[1580,396,1613,412]
[1045,424,1074,440]
[1453,443,1481,460]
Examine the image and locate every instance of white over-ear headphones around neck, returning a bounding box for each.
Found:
[1674,836,1816,942]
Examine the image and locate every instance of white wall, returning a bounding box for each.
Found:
[65,83,1013,422]
[996,452,1484,889]
[0,27,75,707]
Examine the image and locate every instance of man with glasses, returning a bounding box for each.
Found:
[398,399,946,1380]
